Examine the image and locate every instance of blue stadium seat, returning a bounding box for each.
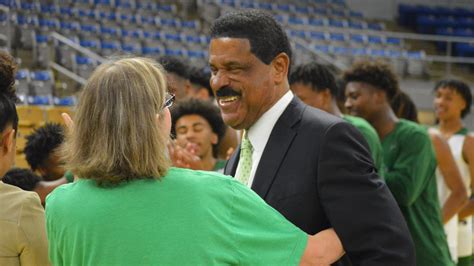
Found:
[54,96,76,106]
[40,3,58,14]
[59,6,74,17]
[15,69,30,102]
[368,35,383,45]
[288,17,307,26]
[101,41,120,56]
[186,50,207,59]
[277,4,291,12]
[288,30,306,38]
[309,18,327,27]
[240,2,256,9]
[312,44,330,54]
[367,23,384,31]
[313,7,328,16]
[79,39,99,50]
[386,37,402,46]
[28,96,52,105]
[329,33,346,42]
[121,42,141,54]
[370,49,387,58]
[331,9,345,17]
[141,46,162,56]
[257,3,274,11]
[350,34,366,44]
[351,47,369,56]
[349,11,363,18]
[329,19,347,28]
[294,6,310,14]
[163,32,182,42]
[180,20,199,30]
[75,56,96,78]
[349,20,365,29]
[165,48,184,57]
[310,31,327,41]
[332,46,350,55]
[455,42,474,57]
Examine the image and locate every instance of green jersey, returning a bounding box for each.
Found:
[382,119,453,266]
[343,115,385,177]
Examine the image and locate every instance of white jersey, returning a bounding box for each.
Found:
[436,130,471,260]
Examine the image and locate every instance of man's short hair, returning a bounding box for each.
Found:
[210,10,292,66]
[158,55,190,79]
[434,79,472,118]
[290,62,338,97]
[343,60,400,101]
[188,67,213,98]
[3,168,41,191]
[171,98,226,157]
[24,123,65,170]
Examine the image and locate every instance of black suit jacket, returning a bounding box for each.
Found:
[225,97,415,265]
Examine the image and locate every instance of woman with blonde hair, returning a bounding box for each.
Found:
[45,57,343,265]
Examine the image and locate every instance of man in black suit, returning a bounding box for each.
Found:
[209,10,415,265]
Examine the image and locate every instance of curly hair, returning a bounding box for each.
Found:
[210,10,292,67]
[0,51,18,133]
[2,168,41,191]
[24,123,65,170]
[343,60,400,101]
[171,98,226,157]
[434,79,472,118]
[289,62,338,96]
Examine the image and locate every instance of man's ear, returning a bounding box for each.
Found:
[271,53,290,84]
[210,132,218,145]
[2,128,15,155]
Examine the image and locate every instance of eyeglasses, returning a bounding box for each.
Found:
[163,93,175,110]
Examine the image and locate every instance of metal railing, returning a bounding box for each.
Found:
[49,32,105,86]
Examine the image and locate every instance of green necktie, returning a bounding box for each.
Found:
[237,131,253,186]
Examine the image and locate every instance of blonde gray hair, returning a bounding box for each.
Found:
[62,57,170,185]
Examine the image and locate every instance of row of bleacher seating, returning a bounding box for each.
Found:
[15,68,77,105]
[399,4,474,29]
[213,0,348,13]
[276,15,384,31]
[287,29,402,47]
[1,0,177,13]
[398,4,474,57]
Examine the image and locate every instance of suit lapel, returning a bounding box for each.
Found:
[251,97,305,198]
[224,145,240,176]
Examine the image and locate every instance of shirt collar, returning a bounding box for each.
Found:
[247,90,293,153]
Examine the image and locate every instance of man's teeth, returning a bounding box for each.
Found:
[219,96,239,104]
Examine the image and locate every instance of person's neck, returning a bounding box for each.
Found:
[370,106,399,140]
[200,151,217,171]
[328,101,343,118]
[438,117,463,138]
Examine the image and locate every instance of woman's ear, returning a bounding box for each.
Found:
[2,128,15,155]
[157,109,172,136]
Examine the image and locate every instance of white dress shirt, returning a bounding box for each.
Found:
[235,90,294,187]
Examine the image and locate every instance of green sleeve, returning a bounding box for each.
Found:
[384,131,435,206]
[358,127,385,178]
[228,179,307,265]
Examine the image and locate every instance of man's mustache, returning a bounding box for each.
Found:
[215,86,241,97]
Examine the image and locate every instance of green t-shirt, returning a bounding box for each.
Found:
[343,115,385,177]
[46,167,307,265]
[382,119,453,266]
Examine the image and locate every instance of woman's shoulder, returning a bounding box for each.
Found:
[166,167,234,186]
